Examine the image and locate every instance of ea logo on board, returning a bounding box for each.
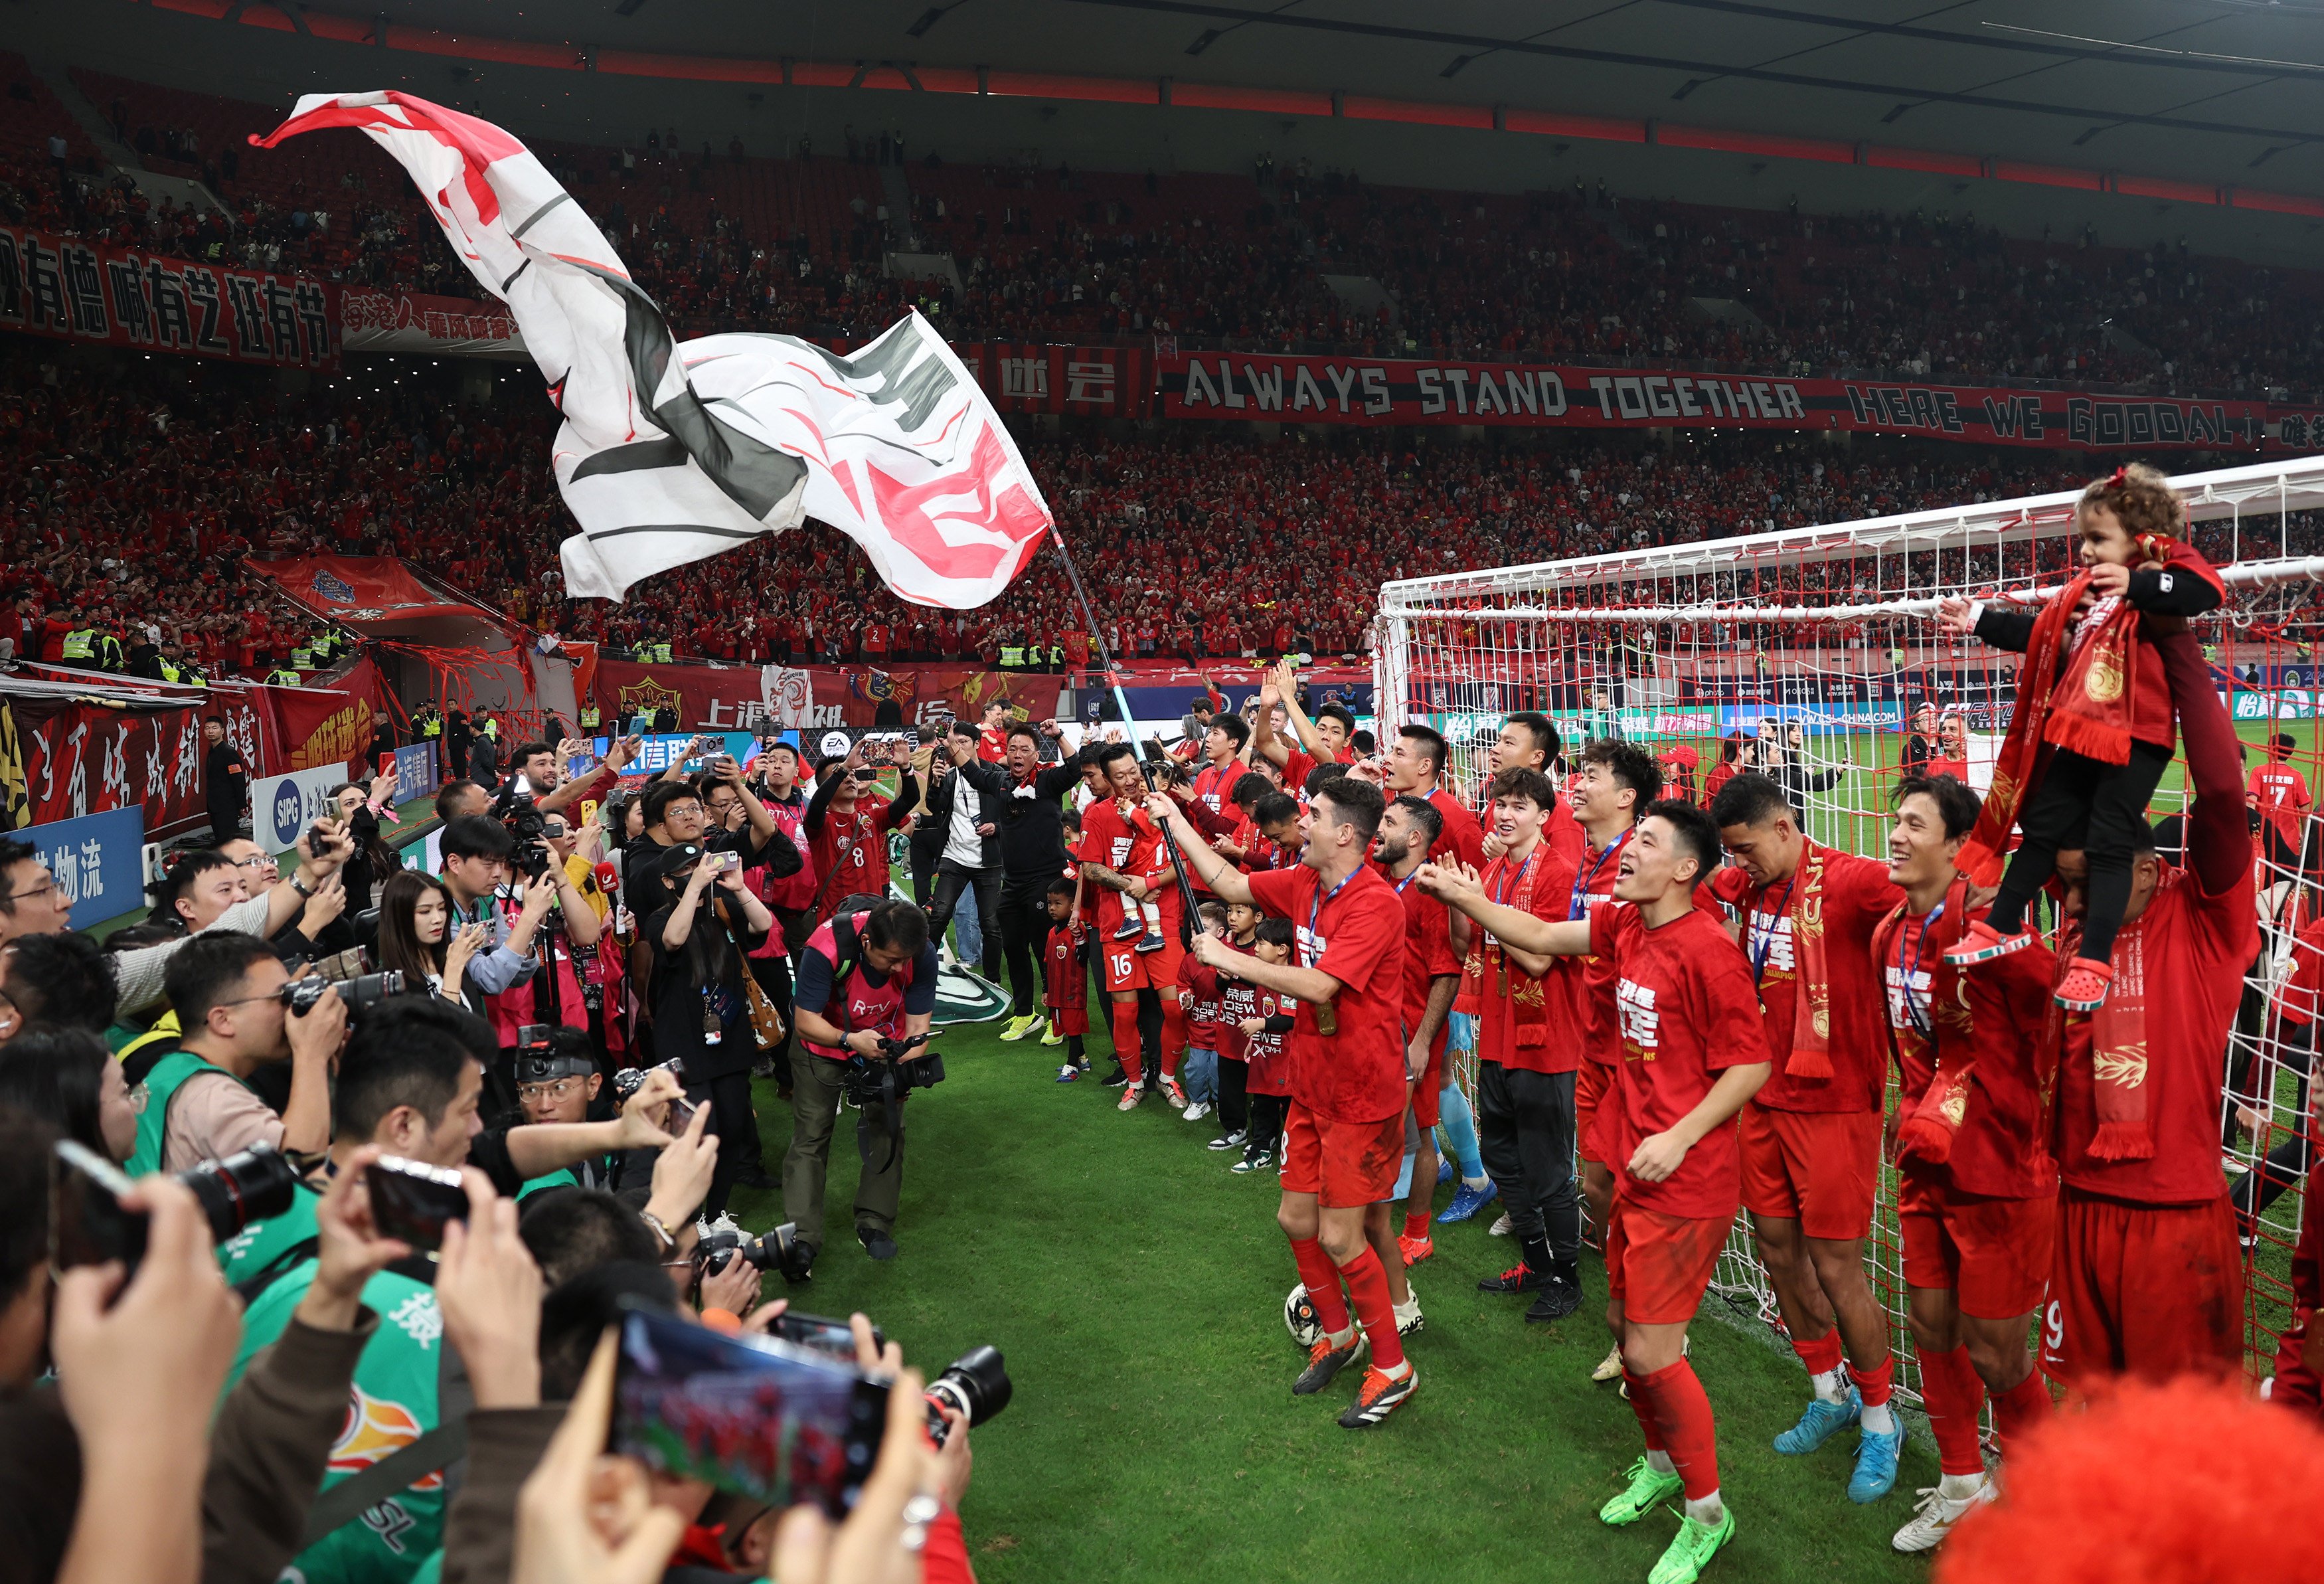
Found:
[271,780,304,847]
[819,731,853,760]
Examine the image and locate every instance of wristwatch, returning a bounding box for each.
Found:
[288,873,316,898]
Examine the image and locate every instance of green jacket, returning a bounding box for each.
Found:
[126,1048,246,1177]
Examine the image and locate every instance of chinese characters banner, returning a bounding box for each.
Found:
[1155,351,2319,452]
[957,342,1151,418]
[590,658,1062,733]
[3,693,264,839]
[0,226,339,370]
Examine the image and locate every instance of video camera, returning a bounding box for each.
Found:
[837,1033,945,1106]
[494,786,556,879]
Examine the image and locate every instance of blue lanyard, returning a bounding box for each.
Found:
[1896,903,1944,1037]
[1305,867,1358,967]
[1748,875,1797,988]
[1393,867,1420,896]
[1570,831,1628,921]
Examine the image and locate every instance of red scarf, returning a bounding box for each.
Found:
[2049,900,2155,1160]
[1724,845,1838,1078]
[1878,878,1979,1164]
[1458,847,1550,1047]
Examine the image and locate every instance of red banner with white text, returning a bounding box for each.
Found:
[0,226,337,369]
[253,679,373,776]
[4,691,267,837]
[591,659,1062,734]
[957,341,1151,418]
[1157,351,2323,452]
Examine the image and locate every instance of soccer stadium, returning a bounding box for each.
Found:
[1,3,2320,1582]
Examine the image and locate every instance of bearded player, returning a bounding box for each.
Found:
[1874,774,2059,1552]
[1421,801,1770,1584]
[1373,795,1461,1266]
[1706,770,1907,1502]
[1148,778,1417,1428]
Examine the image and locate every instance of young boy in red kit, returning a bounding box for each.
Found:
[1230,919,1296,1174]
[1708,769,1908,1504]
[1875,774,2060,1553]
[1421,801,1771,1584]
[1151,778,1417,1429]
[1204,900,1262,1156]
[1043,877,1092,1083]
[1175,901,1230,1124]
[1936,463,2226,1012]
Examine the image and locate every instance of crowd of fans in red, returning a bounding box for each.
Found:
[11,63,2324,399]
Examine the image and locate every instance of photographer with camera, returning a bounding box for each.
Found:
[636,839,774,1223]
[784,898,941,1272]
[124,932,346,1176]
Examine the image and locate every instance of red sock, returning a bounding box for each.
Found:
[1339,1245,1406,1372]
[1289,1238,1349,1337]
[1402,1211,1432,1241]
[1915,1346,1988,1477]
[1622,1370,1667,1452]
[1849,1354,1895,1408]
[1110,1001,1142,1085]
[1989,1369,2053,1463]
[1791,1327,1843,1378]
[1160,1002,1187,1079]
[1636,1359,1721,1500]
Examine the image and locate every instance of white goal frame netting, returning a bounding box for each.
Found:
[1375,453,2324,1400]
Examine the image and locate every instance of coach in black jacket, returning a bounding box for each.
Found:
[948,719,1095,1035]
[921,723,1004,981]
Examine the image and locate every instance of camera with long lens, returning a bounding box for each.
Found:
[694,1220,798,1278]
[923,1345,1011,1447]
[50,1138,301,1275]
[280,970,406,1018]
[495,787,556,879]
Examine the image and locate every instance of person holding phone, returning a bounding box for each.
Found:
[803,738,920,926]
[639,841,774,1223]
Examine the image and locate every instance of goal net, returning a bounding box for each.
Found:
[1374,452,2324,1399]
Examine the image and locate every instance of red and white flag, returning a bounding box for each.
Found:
[258,92,1052,608]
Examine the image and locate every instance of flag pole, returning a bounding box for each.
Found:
[1046,529,1206,936]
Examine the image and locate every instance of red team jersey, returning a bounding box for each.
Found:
[1567,831,1633,1057]
[1224,978,1294,1096]
[1473,843,1584,1075]
[2054,864,2256,1204]
[1246,865,1408,1124]
[1390,867,1461,1069]
[1077,798,1183,938]
[1589,903,1772,1219]
[1423,786,1486,872]
[2250,761,2311,849]
[809,796,902,921]
[1177,954,1228,1051]
[1878,902,2059,1201]
[1042,923,1089,1036]
[1730,845,1898,1112]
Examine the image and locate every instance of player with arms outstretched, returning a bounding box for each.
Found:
[1420,801,1771,1584]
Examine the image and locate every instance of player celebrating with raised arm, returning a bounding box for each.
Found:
[1418,801,1770,1584]
[1706,770,1908,1503]
[1874,774,2060,1553]
[1145,778,1417,1429]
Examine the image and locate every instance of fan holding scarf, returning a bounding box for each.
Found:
[1934,464,2224,1013]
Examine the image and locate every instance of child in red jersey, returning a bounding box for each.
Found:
[1175,901,1230,1125]
[1936,464,2224,1012]
[1042,877,1092,1083]
[1204,900,1262,1154]
[1232,917,1296,1174]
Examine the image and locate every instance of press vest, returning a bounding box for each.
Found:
[799,913,914,1061]
[127,1048,250,1177]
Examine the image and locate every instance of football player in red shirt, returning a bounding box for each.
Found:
[1150,778,1418,1429]
[1420,800,1771,1584]
[1372,795,1461,1269]
[1708,770,1907,1502]
[1461,766,1587,1323]
[2248,731,2311,857]
[1383,722,1485,871]
[1477,710,1584,867]
[2034,614,2254,1387]
[1252,656,1356,788]
[1189,712,1253,823]
[1875,774,2060,1553]
[1076,745,1188,1110]
[975,698,1011,763]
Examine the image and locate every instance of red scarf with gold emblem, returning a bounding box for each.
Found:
[1457,847,1551,1047]
[1878,879,1979,1163]
[2050,903,2155,1160]
[1781,843,1837,1080]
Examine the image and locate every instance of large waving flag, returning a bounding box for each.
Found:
[258,92,1052,607]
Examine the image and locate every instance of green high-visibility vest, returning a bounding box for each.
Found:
[127,1048,250,1177]
[577,706,600,730]
[1049,644,1064,666]
[270,668,302,687]
[649,641,674,663]
[999,644,1025,668]
[60,628,95,660]
[290,644,316,670]
[158,660,183,682]
[420,716,442,738]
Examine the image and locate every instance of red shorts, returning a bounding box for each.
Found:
[1576,1056,1612,1166]
[1739,1102,1880,1240]
[1411,1040,1445,1131]
[1100,932,1185,994]
[1044,1001,1089,1037]
[1280,1101,1404,1210]
[1898,1179,2054,1320]
[2271,1183,2322,1417]
[1604,1199,1733,1326]
[2043,1188,2243,1388]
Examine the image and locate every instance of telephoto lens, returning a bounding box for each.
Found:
[695,1222,798,1276]
[178,1142,299,1243]
[281,970,407,1017]
[924,1346,1011,1445]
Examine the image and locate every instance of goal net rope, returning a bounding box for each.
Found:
[1374,452,2324,1399]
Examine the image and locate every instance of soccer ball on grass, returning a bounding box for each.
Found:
[1284,1283,1324,1348]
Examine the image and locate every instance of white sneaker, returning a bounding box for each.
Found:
[1592,1342,1625,1382]
[1891,1476,1996,1553]
[1487,1212,1514,1236]
[1394,1282,1424,1338]
[1184,1100,1212,1122]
